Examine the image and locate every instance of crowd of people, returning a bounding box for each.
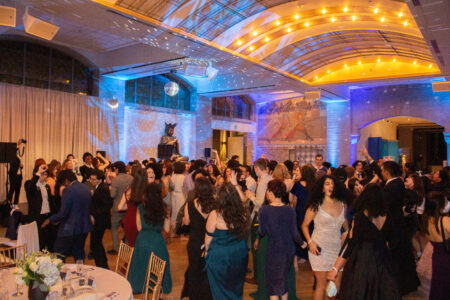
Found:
[4,147,450,300]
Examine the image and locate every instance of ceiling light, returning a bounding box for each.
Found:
[429,64,432,68]
[344,64,348,68]
[374,8,379,14]
[322,8,327,14]
[380,16,385,22]
[252,30,258,36]
[264,37,270,42]
[331,17,336,23]
[403,21,408,26]
[315,76,318,80]
[249,45,255,51]
[398,12,403,18]
[393,58,396,62]
[236,40,242,46]
[413,60,417,64]
[358,60,361,65]
[295,14,300,20]
[23,8,59,40]
[287,27,292,32]
[352,15,356,21]
[327,70,331,74]
[0,5,16,27]
[305,21,310,27]
[377,58,381,62]
[343,7,348,13]
[276,20,281,26]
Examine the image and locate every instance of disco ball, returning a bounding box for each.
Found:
[164,81,179,96]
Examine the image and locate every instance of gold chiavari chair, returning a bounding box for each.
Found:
[0,244,27,269]
[114,241,134,278]
[143,252,166,300]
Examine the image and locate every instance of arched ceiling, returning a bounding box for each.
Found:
[97,0,440,85]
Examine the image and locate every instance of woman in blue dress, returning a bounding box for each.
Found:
[128,183,172,295]
[205,182,249,300]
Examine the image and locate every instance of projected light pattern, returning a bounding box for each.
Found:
[123,106,196,162]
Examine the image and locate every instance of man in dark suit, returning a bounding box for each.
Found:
[79,152,94,183]
[43,170,92,262]
[86,170,112,269]
[7,141,24,204]
[24,163,55,250]
[381,161,420,295]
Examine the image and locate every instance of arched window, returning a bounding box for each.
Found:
[125,74,191,111]
[0,39,96,95]
[212,95,253,120]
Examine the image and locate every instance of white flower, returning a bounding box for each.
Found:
[36,256,51,265]
[29,262,38,272]
[37,262,60,286]
[15,275,25,285]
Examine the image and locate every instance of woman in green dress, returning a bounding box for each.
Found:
[205,182,249,300]
[127,183,172,294]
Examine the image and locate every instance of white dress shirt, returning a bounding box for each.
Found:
[36,180,50,215]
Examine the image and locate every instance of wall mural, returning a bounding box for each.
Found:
[257,97,327,145]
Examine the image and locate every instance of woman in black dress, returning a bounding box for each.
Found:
[327,184,401,300]
[181,177,214,299]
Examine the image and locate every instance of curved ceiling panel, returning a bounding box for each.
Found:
[105,0,440,84]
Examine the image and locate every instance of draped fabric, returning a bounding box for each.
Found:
[0,83,118,203]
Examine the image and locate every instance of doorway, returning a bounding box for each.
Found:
[212,129,247,164]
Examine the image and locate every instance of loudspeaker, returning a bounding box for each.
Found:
[0,142,17,163]
[204,148,211,158]
[0,5,16,27]
[23,10,59,40]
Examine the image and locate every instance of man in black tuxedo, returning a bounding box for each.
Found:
[7,141,24,204]
[381,161,420,295]
[24,163,56,250]
[86,170,112,269]
[79,152,94,183]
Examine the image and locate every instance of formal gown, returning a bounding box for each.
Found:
[429,240,450,299]
[122,193,138,247]
[171,173,185,224]
[290,182,311,259]
[339,211,400,300]
[205,229,248,300]
[181,201,213,299]
[308,203,345,271]
[128,205,172,294]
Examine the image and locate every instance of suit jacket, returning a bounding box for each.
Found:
[25,175,55,221]
[50,181,92,237]
[383,177,406,224]
[79,165,94,183]
[87,182,112,228]
[110,173,133,212]
[8,156,22,178]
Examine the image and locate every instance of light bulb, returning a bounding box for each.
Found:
[377,58,381,63]
[380,17,385,22]
[331,17,336,23]
[264,37,269,42]
[344,64,348,68]
[428,64,432,68]
[315,76,318,80]
[343,7,348,13]
[358,60,361,65]
[287,27,292,33]
[374,8,379,14]
[276,20,281,26]
[352,15,356,21]
[327,70,331,74]
[295,14,300,20]
[398,12,403,18]
[237,40,242,46]
[322,8,327,14]
[393,58,396,62]
[403,21,408,26]
[305,21,310,27]
[252,30,258,36]
[413,60,417,64]
[249,46,255,51]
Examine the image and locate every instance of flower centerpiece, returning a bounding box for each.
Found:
[14,250,63,300]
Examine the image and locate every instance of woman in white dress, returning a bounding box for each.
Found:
[302,175,348,300]
[170,162,186,235]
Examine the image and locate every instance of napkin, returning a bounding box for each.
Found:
[71,292,97,300]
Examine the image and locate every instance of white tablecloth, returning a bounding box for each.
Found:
[0,264,133,300]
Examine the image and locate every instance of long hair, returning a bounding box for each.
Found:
[194,177,214,214]
[354,183,388,218]
[215,183,249,239]
[421,191,446,234]
[306,175,344,211]
[272,163,291,180]
[300,166,316,191]
[143,183,168,227]
[130,168,148,207]
[47,160,61,179]
[406,173,425,198]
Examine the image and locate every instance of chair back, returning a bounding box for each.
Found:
[115,241,134,278]
[144,252,166,300]
[17,221,39,255]
[0,244,27,269]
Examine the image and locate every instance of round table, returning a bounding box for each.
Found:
[0,264,133,300]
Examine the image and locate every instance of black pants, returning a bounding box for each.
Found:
[54,233,88,262]
[90,218,109,269]
[7,175,22,204]
[36,213,52,250]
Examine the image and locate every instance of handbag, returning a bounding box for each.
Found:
[440,216,450,253]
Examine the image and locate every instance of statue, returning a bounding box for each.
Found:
[158,122,186,161]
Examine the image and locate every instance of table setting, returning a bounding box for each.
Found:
[0,250,132,300]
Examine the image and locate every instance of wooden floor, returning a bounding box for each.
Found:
[83,229,427,300]
[0,225,427,299]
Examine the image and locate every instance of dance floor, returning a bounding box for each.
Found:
[0,226,427,299]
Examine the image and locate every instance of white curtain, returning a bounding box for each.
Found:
[0,83,118,203]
